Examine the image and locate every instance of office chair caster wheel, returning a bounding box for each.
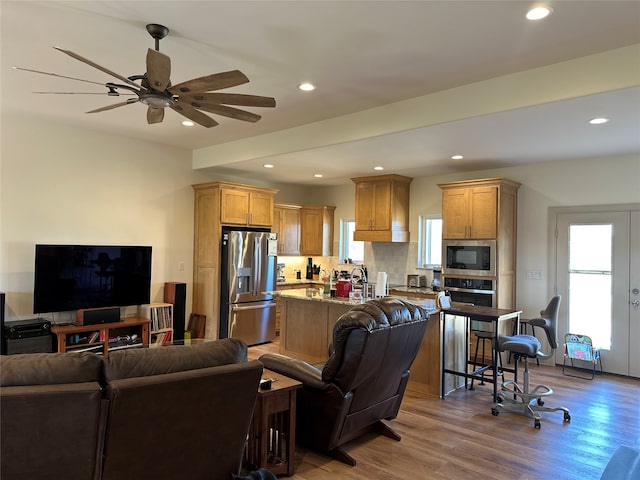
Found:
[537,398,545,406]
[564,412,571,422]
[491,407,499,416]
[496,395,504,403]
[534,419,541,429]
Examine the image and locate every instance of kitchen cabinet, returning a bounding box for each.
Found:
[219,183,275,227]
[438,178,521,309]
[275,283,318,335]
[192,181,278,339]
[352,174,412,242]
[300,205,335,256]
[273,204,301,256]
[439,178,519,240]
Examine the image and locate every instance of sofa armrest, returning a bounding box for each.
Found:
[259,353,330,391]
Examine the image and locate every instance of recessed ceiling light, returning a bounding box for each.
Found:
[313,173,323,178]
[526,6,552,20]
[589,117,610,125]
[451,155,464,160]
[263,164,274,169]
[298,82,316,92]
[182,120,194,127]
[373,166,384,171]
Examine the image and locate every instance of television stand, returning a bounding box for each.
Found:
[51,317,150,354]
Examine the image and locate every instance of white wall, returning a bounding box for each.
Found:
[0,114,213,322]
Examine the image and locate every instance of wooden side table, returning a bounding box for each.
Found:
[245,369,301,477]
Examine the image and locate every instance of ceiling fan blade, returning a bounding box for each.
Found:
[147,106,165,124]
[12,66,107,86]
[169,70,249,94]
[146,48,171,91]
[86,98,138,114]
[179,92,276,108]
[33,92,136,95]
[186,101,261,123]
[53,46,141,90]
[171,103,219,128]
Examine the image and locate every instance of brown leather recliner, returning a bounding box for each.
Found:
[259,297,431,466]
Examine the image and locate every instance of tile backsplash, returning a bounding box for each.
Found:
[278,241,434,287]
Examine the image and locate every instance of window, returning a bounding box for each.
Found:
[340,219,364,263]
[418,215,442,268]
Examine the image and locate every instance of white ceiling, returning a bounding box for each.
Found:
[2,1,640,185]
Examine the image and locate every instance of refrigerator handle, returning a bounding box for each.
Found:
[254,236,262,296]
[231,302,277,312]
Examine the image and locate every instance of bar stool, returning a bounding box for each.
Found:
[469,330,503,389]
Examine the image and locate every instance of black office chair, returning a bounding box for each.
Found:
[491,295,571,428]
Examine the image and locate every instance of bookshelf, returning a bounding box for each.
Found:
[51,317,150,354]
[138,303,174,347]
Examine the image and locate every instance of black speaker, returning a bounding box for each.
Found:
[1,292,6,355]
[76,306,121,326]
[164,282,186,342]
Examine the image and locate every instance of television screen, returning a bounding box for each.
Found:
[33,245,152,314]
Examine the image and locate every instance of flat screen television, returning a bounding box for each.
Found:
[33,244,152,314]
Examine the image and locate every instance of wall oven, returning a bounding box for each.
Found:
[443,239,496,277]
[444,277,496,307]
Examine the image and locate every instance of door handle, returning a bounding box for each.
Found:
[231,302,277,312]
[632,300,640,310]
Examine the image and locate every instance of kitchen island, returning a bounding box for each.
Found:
[277,288,465,397]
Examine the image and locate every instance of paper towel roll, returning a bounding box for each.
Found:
[376,272,387,297]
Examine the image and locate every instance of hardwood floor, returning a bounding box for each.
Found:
[249,339,640,480]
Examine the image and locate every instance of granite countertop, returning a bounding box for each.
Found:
[276,280,323,287]
[388,286,439,295]
[276,288,438,311]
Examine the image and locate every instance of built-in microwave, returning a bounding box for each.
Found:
[443,239,496,277]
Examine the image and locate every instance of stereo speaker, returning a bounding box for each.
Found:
[1,292,6,355]
[164,282,186,342]
[76,306,121,326]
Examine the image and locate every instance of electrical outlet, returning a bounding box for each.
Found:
[526,270,542,280]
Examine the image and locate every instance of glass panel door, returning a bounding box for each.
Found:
[555,210,631,375]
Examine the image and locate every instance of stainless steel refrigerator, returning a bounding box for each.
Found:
[219,226,277,345]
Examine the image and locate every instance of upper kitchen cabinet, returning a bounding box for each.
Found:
[300,205,335,256]
[351,174,412,242]
[219,182,277,227]
[273,203,301,256]
[439,178,520,240]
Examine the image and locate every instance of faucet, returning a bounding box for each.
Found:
[350,266,367,285]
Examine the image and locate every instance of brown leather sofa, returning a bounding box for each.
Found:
[260,297,431,466]
[0,338,263,480]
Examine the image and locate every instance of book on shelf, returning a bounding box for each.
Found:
[87,331,100,343]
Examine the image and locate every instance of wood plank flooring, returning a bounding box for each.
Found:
[249,339,640,480]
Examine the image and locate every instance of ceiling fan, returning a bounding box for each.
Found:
[14,23,276,128]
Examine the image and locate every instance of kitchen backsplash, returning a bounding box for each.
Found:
[278,241,434,287]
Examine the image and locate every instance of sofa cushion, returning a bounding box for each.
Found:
[0,352,102,386]
[104,337,248,380]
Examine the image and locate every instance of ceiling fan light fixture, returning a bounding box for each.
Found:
[182,120,194,127]
[263,164,274,169]
[313,173,323,178]
[451,155,464,160]
[589,117,610,125]
[140,94,175,108]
